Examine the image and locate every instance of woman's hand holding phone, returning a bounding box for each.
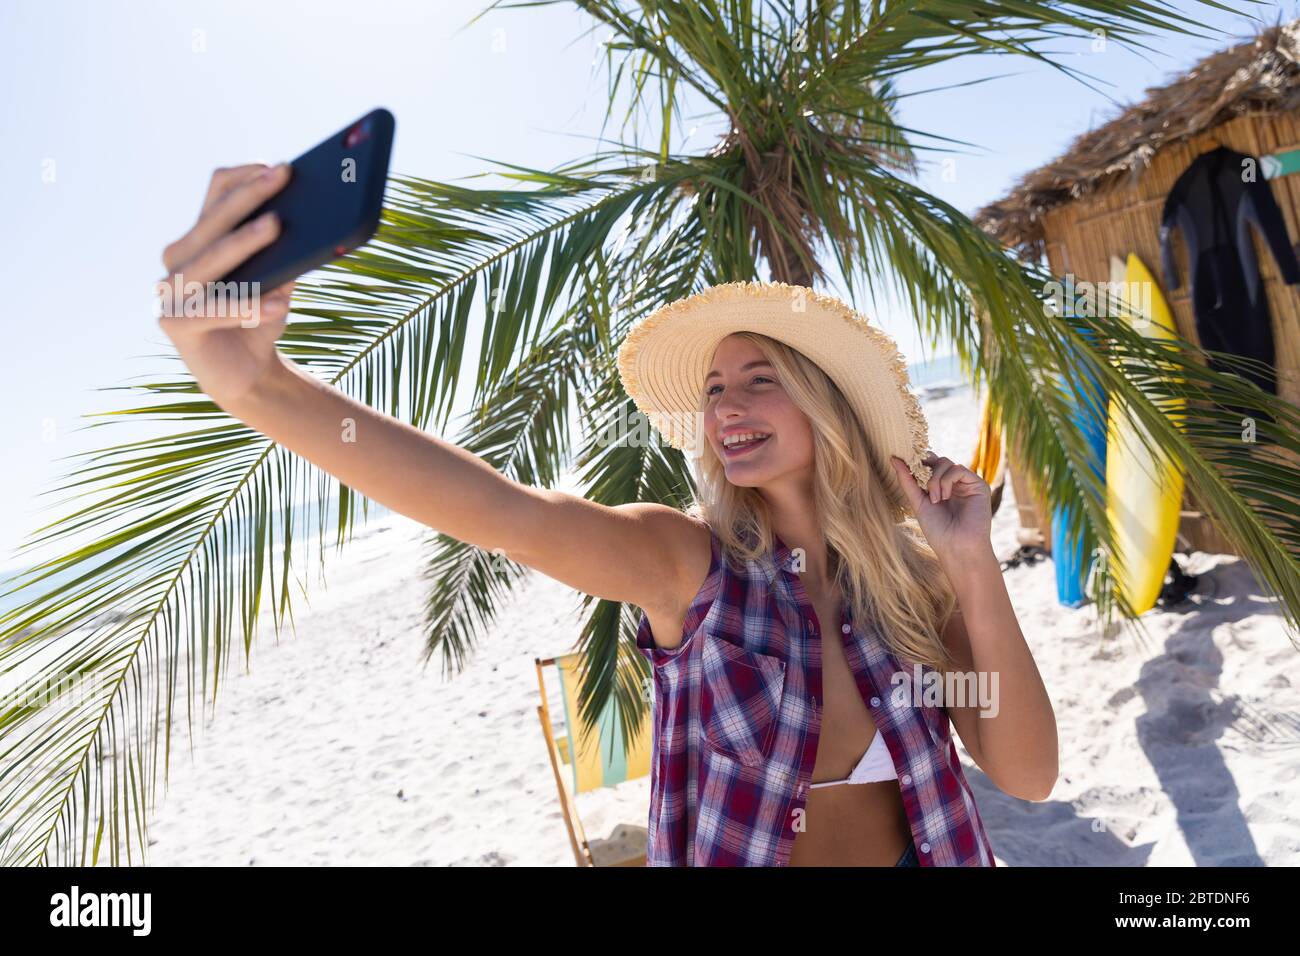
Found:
[156,163,296,408]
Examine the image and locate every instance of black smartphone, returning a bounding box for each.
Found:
[218,107,395,291]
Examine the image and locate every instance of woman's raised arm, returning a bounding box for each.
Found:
[157,163,704,619]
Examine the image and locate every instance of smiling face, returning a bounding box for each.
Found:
[701,333,816,488]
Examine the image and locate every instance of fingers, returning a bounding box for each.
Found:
[261,282,294,315]
[164,209,281,289]
[922,454,986,503]
[155,231,295,349]
[923,455,951,503]
[889,455,926,512]
[199,161,290,244]
[255,286,294,326]
[200,164,272,215]
[157,277,292,337]
[251,280,295,324]
[157,300,257,335]
[155,211,281,332]
[165,165,269,271]
[162,162,291,274]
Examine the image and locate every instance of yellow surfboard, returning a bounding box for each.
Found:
[1105,253,1186,614]
[969,389,1005,516]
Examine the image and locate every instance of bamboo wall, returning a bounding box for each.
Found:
[1006,110,1300,557]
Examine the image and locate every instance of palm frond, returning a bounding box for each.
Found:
[418,302,588,677]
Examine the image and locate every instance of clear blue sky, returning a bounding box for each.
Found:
[1,0,1292,566]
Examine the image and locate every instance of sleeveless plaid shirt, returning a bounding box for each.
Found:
[635,520,997,866]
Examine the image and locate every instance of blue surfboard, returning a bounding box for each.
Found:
[1051,270,1110,608]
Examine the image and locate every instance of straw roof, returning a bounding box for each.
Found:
[973,17,1300,260]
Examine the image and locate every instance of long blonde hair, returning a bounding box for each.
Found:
[683,331,958,672]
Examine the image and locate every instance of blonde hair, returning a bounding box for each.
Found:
[683,331,957,673]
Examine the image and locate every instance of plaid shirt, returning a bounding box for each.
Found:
[636,521,998,866]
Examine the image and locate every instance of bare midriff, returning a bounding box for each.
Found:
[786,584,913,867]
[787,777,912,866]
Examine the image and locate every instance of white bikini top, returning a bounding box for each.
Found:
[806,731,896,788]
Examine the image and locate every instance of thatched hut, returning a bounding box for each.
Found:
[972,17,1300,558]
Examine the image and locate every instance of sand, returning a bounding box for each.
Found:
[135,383,1300,866]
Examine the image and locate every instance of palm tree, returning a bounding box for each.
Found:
[3,0,1298,866]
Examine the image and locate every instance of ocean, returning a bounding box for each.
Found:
[906,352,964,391]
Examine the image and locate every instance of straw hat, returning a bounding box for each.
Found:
[615,280,934,520]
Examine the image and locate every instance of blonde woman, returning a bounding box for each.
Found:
[159,164,1057,866]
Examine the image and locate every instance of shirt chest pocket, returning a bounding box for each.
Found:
[699,635,786,768]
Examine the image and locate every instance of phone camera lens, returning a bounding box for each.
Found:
[344,118,372,148]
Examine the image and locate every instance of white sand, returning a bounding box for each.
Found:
[139,383,1300,866]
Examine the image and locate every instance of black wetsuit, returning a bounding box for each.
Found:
[1159,145,1299,433]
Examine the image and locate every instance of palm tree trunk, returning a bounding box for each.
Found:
[769,231,815,286]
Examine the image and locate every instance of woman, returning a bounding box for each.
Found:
[158,163,1058,867]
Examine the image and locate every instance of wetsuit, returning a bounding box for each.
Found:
[1158,145,1300,434]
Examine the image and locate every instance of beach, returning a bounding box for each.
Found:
[140,381,1300,866]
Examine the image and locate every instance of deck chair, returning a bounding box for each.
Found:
[535,653,652,866]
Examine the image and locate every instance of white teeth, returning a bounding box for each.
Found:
[722,431,770,448]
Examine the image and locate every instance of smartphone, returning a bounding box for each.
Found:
[218,107,395,291]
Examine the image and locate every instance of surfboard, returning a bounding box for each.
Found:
[1104,253,1186,614]
[1051,270,1109,608]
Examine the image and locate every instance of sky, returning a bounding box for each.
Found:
[1,0,1296,568]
